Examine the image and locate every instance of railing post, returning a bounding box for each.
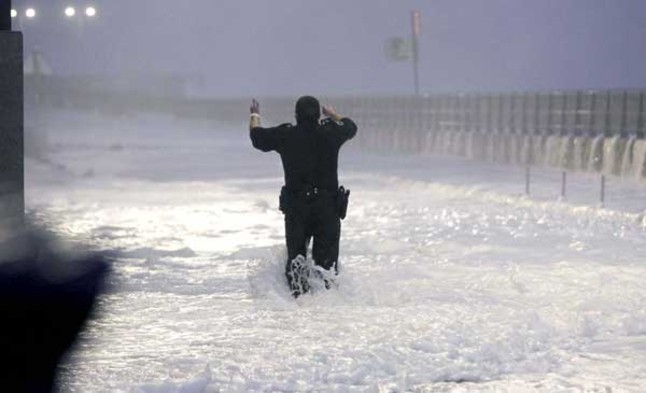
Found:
[547,92,554,135]
[574,91,582,136]
[600,175,606,207]
[561,171,567,199]
[534,92,540,135]
[604,91,612,137]
[487,94,493,133]
[522,92,528,135]
[589,91,597,136]
[496,93,505,132]
[465,94,472,132]
[638,91,645,139]
[455,94,461,133]
[620,90,628,136]
[510,93,516,134]
[429,95,436,133]
[560,92,567,136]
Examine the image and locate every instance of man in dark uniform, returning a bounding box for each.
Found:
[249,96,357,297]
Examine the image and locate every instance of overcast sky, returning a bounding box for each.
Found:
[13,0,646,97]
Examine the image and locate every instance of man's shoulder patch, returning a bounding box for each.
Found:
[321,118,344,127]
[278,123,294,129]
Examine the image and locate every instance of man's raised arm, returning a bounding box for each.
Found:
[249,98,283,152]
[249,98,261,131]
[323,104,357,141]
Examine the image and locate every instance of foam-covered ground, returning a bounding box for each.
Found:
[25,111,646,392]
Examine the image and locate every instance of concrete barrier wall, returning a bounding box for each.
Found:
[350,128,646,181]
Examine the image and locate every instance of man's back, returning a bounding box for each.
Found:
[250,117,357,191]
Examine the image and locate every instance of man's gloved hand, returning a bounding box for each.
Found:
[323,105,342,122]
[250,98,260,115]
[322,104,335,117]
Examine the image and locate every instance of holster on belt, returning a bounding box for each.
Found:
[279,186,288,212]
[336,186,350,220]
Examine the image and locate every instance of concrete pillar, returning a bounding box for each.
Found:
[0,31,24,237]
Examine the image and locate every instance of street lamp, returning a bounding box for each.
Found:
[65,7,76,18]
[25,8,36,19]
[85,7,96,17]
[11,9,18,18]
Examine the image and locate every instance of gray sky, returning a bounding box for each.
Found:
[14,0,646,97]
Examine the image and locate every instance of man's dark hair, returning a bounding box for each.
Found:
[295,96,321,125]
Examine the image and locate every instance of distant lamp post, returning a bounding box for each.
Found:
[25,8,36,19]
[65,7,76,18]
[11,9,18,18]
[85,7,96,17]
[411,10,421,96]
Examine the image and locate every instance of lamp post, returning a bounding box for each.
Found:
[63,5,98,40]
[411,10,421,96]
[8,4,98,32]
[65,6,76,18]
[9,6,38,32]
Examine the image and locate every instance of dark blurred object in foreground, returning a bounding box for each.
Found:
[0,228,110,392]
[0,0,10,31]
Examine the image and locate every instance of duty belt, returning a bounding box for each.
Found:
[283,185,337,198]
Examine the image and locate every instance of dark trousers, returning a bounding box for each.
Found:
[283,193,340,296]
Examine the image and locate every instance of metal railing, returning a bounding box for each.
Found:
[26,77,646,139]
[326,90,646,139]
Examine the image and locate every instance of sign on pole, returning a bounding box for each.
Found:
[385,37,412,61]
[384,10,422,95]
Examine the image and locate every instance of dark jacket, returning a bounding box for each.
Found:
[250,118,357,191]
